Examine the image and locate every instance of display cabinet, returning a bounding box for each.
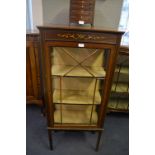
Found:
[69,0,96,26]
[26,31,43,105]
[108,46,129,112]
[37,25,124,151]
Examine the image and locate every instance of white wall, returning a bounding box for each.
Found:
[31,0,43,30]
[95,0,123,28]
[42,0,70,25]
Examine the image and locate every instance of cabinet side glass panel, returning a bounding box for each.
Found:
[108,53,129,112]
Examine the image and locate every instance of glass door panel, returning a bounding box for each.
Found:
[50,46,110,125]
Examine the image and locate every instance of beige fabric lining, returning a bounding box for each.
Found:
[53,78,101,92]
[53,89,101,104]
[108,99,129,109]
[52,47,105,66]
[54,109,98,124]
[55,104,96,111]
[111,83,128,92]
[117,100,129,109]
[52,65,106,77]
[115,66,129,74]
[113,73,129,82]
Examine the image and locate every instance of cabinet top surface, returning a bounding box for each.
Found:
[37,24,124,34]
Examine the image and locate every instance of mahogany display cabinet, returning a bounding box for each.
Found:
[37,25,124,151]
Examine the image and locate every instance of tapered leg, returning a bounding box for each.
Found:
[48,130,53,150]
[95,131,102,151]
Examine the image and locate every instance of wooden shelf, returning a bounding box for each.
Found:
[54,109,98,124]
[52,65,106,78]
[53,89,101,105]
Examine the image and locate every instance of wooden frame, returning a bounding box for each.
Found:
[37,25,124,151]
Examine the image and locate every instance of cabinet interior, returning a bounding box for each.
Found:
[50,47,108,125]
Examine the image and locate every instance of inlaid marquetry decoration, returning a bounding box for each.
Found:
[57,33,105,41]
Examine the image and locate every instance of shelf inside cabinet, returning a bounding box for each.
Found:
[54,109,98,124]
[108,99,129,110]
[111,83,129,93]
[52,65,106,78]
[115,66,129,74]
[55,104,95,111]
[53,89,101,105]
[117,100,129,109]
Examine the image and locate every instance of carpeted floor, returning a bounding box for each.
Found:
[26,105,129,155]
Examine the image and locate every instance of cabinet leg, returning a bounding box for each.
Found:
[95,131,102,152]
[41,106,45,116]
[41,102,46,117]
[48,130,53,150]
